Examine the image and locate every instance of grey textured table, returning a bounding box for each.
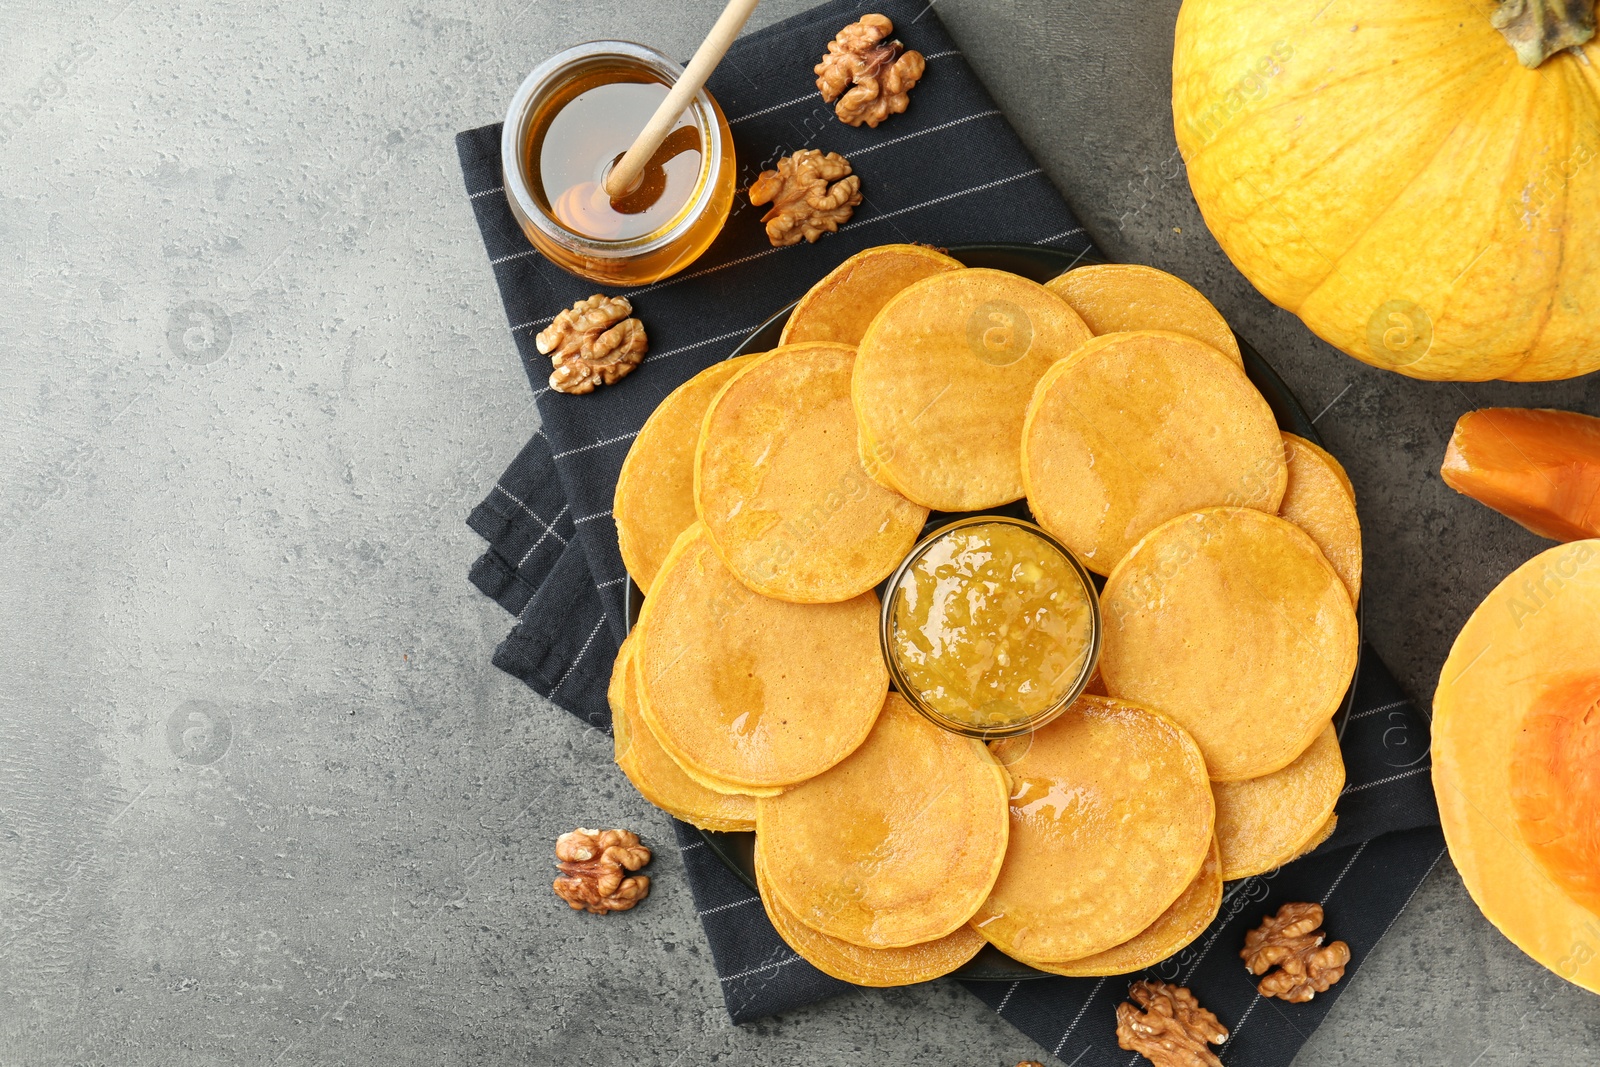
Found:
[3,1,1598,1064]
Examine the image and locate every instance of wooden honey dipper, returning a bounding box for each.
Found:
[602,0,760,205]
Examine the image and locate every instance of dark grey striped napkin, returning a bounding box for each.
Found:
[458,0,1445,1060]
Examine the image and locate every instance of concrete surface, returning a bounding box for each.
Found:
[1,0,1597,1064]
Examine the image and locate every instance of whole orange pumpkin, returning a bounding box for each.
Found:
[1173,0,1600,381]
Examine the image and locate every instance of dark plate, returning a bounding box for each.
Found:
[623,243,1364,981]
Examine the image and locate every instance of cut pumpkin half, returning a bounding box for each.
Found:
[1434,539,1600,994]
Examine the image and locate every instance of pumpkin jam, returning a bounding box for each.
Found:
[887,520,1097,733]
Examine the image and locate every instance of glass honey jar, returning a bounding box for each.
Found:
[501,41,738,286]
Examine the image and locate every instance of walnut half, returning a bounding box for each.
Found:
[552,827,652,914]
[748,150,863,247]
[1115,980,1228,1067]
[1241,902,1351,1002]
[815,14,926,128]
[535,295,648,395]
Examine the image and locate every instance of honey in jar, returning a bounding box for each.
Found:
[501,42,737,286]
[883,517,1101,738]
[537,78,701,240]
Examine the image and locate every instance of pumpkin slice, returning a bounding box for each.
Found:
[1045,263,1243,366]
[755,850,985,985]
[970,694,1214,964]
[1100,508,1359,781]
[853,268,1092,511]
[1440,408,1600,542]
[780,243,964,347]
[1022,330,1286,575]
[1212,723,1345,880]
[610,632,757,830]
[1022,838,1223,977]
[1279,432,1362,603]
[1435,539,1600,993]
[634,522,887,790]
[756,693,1010,948]
[615,355,759,588]
[696,343,928,603]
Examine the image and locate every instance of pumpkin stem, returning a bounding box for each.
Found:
[1492,0,1596,67]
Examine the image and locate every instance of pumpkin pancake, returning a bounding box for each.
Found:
[630,649,785,798]
[1022,330,1286,575]
[1212,723,1345,880]
[627,609,783,799]
[970,694,1214,964]
[696,343,928,603]
[853,268,1092,511]
[756,693,1010,948]
[755,850,985,985]
[615,355,759,589]
[634,522,886,790]
[1289,814,1338,863]
[1022,839,1223,977]
[1279,432,1363,603]
[780,243,964,347]
[1100,508,1359,781]
[1045,263,1243,366]
[610,633,757,831]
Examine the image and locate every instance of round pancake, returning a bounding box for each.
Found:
[1100,508,1359,781]
[780,244,964,347]
[627,612,784,798]
[1289,814,1338,863]
[634,522,887,789]
[631,645,785,798]
[615,355,758,589]
[1022,838,1222,977]
[853,268,1092,511]
[1213,722,1344,879]
[1279,432,1363,604]
[856,413,910,500]
[1022,330,1286,575]
[696,343,928,603]
[610,632,757,831]
[756,693,1010,948]
[1045,263,1243,365]
[970,694,1214,964]
[755,850,985,985]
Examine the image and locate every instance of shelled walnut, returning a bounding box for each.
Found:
[815,13,926,127]
[1115,980,1228,1067]
[1241,902,1350,1002]
[552,827,652,914]
[535,295,648,395]
[748,150,863,247]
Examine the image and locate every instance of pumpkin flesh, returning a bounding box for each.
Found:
[1508,672,1600,917]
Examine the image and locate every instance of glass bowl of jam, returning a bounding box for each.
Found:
[501,40,738,286]
[881,516,1103,740]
